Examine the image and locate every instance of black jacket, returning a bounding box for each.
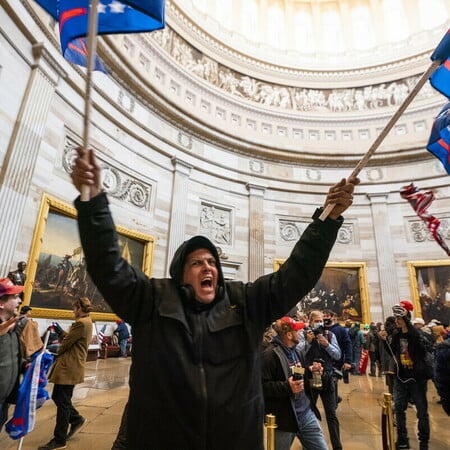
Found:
[435,339,450,415]
[262,342,320,432]
[76,193,342,450]
[388,320,431,380]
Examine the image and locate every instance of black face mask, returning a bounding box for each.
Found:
[324,318,332,326]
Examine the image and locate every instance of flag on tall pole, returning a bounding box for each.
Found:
[34,0,165,69]
[5,351,54,440]
[400,183,450,257]
[319,26,450,221]
[426,102,450,174]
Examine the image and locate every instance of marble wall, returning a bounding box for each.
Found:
[1,0,450,325]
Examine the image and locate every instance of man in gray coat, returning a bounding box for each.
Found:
[70,147,358,450]
[0,278,23,432]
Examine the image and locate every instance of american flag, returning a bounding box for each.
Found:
[97,324,107,345]
[34,0,165,68]
[6,351,54,439]
[429,27,450,99]
[400,183,450,257]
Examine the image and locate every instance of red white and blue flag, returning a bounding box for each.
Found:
[97,324,107,344]
[427,102,450,174]
[429,28,450,99]
[64,37,107,72]
[400,183,450,257]
[6,351,54,440]
[34,0,165,69]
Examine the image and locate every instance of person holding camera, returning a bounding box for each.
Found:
[262,317,329,450]
[298,310,343,450]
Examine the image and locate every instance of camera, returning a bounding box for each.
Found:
[306,325,325,336]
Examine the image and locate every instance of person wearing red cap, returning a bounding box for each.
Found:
[70,147,358,450]
[0,277,24,432]
[262,317,328,450]
[380,300,432,450]
[113,320,130,358]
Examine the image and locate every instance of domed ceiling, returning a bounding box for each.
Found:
[92,0,450,164]
[173,0,450,71]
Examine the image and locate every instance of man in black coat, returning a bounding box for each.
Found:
[71,147,358,450]
[434,335,450,416]
[262,317,328,450]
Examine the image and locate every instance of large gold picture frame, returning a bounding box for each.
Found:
[407,260,450,324]
[274,260,370,324]
[24,194,154,321]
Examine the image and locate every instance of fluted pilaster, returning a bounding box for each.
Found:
[246,183,266,280]
[0,43,64,276]
[367,193,399,317]
[165,157,192,275]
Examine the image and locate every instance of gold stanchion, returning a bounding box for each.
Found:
[385,393,395,450]
[381,392,395,450]
[265,413,277,450]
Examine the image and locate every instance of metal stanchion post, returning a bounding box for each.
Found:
[384,393,395,450]
[265,413,277,450]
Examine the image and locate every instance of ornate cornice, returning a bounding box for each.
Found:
[167,0,447,85]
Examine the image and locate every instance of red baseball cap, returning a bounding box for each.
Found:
[280,317,305,331]
[0,278,24,297]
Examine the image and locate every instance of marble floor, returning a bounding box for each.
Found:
[0,358,449,450]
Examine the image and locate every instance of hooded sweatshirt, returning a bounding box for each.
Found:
[76,193,342,450]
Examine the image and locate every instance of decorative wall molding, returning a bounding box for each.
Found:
[406,218,450,244]
[279,218,355,245]
[63,135,152,210]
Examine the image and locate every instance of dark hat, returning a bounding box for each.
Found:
[0,278,24,298]
[169,235,224,288]
[20,305,32,314]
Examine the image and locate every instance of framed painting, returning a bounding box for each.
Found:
[274,260,370,324]
[24,194,155,320]
[407,260,450,324]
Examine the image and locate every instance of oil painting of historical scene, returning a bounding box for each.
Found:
[28,196,153,319]
[274,261,369,324]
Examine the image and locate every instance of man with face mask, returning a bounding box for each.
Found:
[298,310,342,450]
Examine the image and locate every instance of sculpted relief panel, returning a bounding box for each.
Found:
[200,203,232,245]
[151,27,436,114]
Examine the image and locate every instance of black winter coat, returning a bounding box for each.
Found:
[262,343,320,432]
[76,193,342,450]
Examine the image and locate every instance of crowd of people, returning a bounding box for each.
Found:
[1,147,449,450]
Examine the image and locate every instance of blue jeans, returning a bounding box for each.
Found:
[394,379,429,444]
[119,339,128,357]
[275,409,328,450]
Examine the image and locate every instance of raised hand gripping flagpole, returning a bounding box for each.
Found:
[318,58,441,222]
[81,0,100,202]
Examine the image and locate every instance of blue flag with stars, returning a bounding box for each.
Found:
[34,0,165,69]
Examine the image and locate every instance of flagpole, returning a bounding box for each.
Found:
[318,58,442,221]
[81,0,100,201]
[16,331,50,450]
